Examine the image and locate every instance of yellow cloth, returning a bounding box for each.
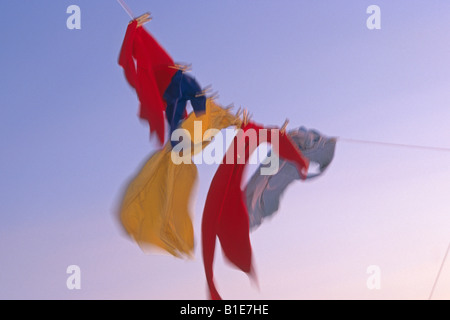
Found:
[119,99,238,257]
[180,99,239,153]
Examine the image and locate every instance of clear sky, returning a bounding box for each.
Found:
[0,0,449,300]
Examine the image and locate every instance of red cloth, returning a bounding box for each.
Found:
[201,122,310,300]
[118,21,177,145]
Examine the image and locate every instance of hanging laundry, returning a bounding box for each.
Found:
[119,20,177,145]
[201,121,309,300]
[164,70,207,147]
[118,20,206,145]
[119,100,239,257]
[245,127,337,230]
[118,144,195,257]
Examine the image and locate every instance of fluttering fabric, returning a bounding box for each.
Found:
[164,70,207,147]
[201,122,310,300]
[117,18,335,300]
[119,20,177,145]
[119,21,207,146]
[118,144,195,257]
[119,99,238,257]
[245,127,337,230]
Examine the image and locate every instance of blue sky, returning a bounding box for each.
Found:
[0,1,449,299]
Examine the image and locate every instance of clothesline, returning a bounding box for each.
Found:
[117,0,134,19]
[341,136,450,300]
[429,242,450,300]
[339,137,450,153]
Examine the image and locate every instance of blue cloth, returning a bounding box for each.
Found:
[163,70,206,147]
[245,127,337,230]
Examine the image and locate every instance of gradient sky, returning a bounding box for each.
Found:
[1,0,449,300]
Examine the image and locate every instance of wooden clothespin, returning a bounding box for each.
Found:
[231,106,243,127]
[224,103,234,111]
[169,63,192,73]
[136,12,152,27]
[209,91,220,101]
[280,119,289,134]
[195,85,213,98]
[235,107,242,117]
[242,109,250,126]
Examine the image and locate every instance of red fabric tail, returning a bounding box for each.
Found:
[201,122,310,299]
[118,21,177,145]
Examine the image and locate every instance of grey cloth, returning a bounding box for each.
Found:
[245,127,337,230]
